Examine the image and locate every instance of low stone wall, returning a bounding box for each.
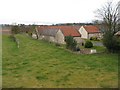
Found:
[10,35,20,48]
[80,49,97,54]
[15,38,20,48]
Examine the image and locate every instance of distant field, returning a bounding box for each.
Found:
[2,34,118,88]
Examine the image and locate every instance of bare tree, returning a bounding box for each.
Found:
[96,1,120,52]
[97,1,119,34]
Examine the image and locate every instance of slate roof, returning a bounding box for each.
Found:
[40,28,59,36]
[37,25,81,37]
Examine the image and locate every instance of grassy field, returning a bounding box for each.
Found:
[2,34,118,88]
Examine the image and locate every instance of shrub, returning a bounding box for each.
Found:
[90,36,98,41]
[84,40,93,48]
[65,36,77,51]
[9,35,16,42]
[112,36,120,51]
[104,35,120,52]
[11,25,20,34]
[103,30,120,52]
[55,43,60,47]
[28,32,32,37]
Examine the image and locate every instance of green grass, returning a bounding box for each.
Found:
[2,34,118,88]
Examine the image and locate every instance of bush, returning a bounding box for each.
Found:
[84,40,93,48]
[103,30,120,52]
[65,36,77,51]
[11,25,20,34]
[90,36,98,41]
[9,35,16,42]
[112,36,120,51]
[55,43,60,47]
[103,35,120,52]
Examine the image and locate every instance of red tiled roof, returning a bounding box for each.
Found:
[83,25,100,33]
[37,25,81,37]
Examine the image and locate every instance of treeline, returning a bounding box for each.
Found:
[54,23,93,26]
[2,22,94,27]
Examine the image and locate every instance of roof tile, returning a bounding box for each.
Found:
[83,25,100,33]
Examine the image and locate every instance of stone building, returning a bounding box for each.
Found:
[78,25,101,39]
[37,26,82,44]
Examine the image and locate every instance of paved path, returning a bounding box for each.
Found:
[92,41,104,46]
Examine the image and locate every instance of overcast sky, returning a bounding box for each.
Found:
[0,0,119,25]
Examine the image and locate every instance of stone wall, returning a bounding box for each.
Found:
[55,30,65,44]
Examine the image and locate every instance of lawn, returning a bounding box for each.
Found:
[2,34,118,88]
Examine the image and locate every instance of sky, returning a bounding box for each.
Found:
[0,0,119,25]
